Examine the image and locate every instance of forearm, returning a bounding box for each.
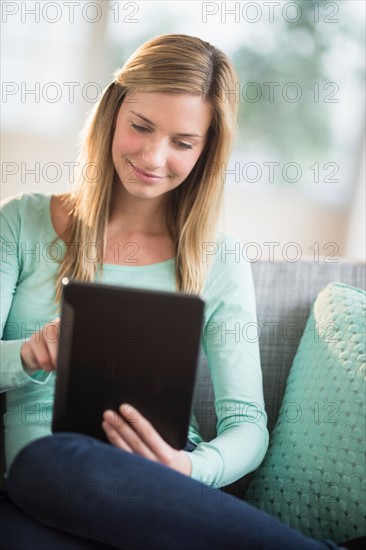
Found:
[186,420,269,488]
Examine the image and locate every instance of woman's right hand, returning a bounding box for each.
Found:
[20,318,60,375]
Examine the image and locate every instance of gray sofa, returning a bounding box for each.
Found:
[1,260,365,538]
[192,260,366,499]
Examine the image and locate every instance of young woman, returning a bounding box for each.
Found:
[1,34,344,549]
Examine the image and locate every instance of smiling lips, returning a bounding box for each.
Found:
[128,161,167,183]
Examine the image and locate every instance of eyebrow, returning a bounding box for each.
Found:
[130,110,204,138]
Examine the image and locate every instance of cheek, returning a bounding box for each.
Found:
[168,143,203,174]
[112,131,141,159]
[176,151,203,177]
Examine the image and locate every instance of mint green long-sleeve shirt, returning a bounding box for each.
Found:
[0,192,269,488]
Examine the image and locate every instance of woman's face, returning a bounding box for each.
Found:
[111,92,212,201]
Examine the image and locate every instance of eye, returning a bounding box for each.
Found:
[131,123,150,133]
[175,141,193,150]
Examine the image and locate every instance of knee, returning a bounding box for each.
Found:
[6,433,105,507]
[7,433,101,483]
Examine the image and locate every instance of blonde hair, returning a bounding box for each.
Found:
[53,34,238,306]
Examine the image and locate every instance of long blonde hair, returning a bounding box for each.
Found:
[53,34,238,305]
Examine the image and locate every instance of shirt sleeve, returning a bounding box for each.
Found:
[0,195,51,393]
[185,234,269,488]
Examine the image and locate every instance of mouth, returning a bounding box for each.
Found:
[128,161,167,182]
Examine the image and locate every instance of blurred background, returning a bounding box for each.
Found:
[1,0,365,262]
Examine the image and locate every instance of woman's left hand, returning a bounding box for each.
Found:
[102,404,192,477]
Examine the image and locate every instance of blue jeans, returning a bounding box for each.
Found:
[2,433,343,549]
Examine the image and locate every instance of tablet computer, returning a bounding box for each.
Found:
[52,279,205,449]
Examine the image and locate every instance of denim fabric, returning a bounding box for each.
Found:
[3,433,343,550]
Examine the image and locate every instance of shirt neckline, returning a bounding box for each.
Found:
[44,193,176,271]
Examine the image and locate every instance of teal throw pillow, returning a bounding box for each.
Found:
[246,282,366,544]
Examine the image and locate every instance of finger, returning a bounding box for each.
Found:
[21,343,40,373]
[30,338,55,372]
[43,321,60,369]
[119,404,139,424]
[101,421,133,453]
[103,414,151,457]
[119,404,174,465]
[103,410,158,462]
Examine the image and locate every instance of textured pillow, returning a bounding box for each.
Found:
[246,282,366,544]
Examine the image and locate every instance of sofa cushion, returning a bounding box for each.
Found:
[246,282,366,544]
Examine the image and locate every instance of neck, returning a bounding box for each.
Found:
[108,182,169,236]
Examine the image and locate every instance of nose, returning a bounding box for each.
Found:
[140,137,167,171]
